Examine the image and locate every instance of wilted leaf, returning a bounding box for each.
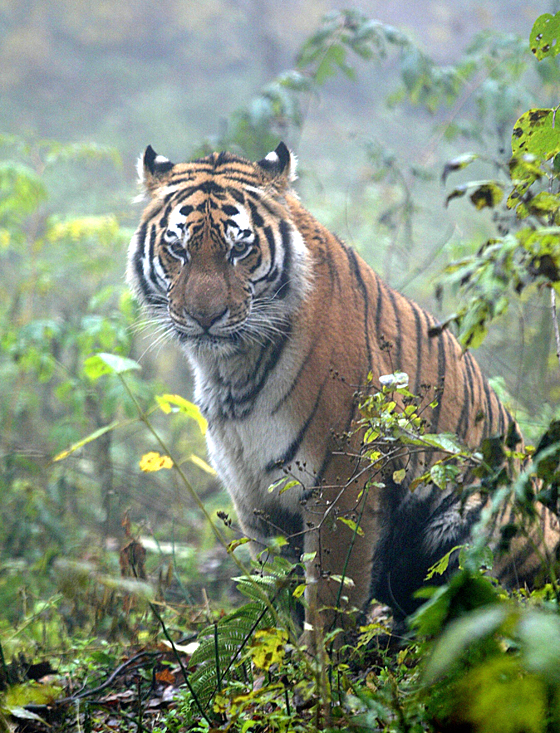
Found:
[441,153,478,184]
[227,537,251,553]
[330,574,355,587]
[469,182,503,210]
[445,184,468,207]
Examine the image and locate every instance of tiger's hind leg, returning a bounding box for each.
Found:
[370,486,483,622]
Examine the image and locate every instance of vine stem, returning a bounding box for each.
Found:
[550,287,560,372]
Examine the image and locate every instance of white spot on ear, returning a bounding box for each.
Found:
[264,151,279,164]
[155,154,171,166]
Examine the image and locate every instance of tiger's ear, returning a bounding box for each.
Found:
[256,142,298,191]
[137,145,174,196]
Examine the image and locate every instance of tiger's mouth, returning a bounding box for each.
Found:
[172,321,248,353]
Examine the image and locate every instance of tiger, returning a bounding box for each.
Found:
[127,141,560,635]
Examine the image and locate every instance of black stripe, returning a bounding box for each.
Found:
[455,370,471,440]
[374,275,385,338]
[274,219,292,300]
[248,200,264,227]
[343,244,373,373]
[387,289,403,369]
[228,187,246,204]
[265,377,327,472]
[463,350,476,407]
[410,302,424,396]
[482,378,495,437]
[263,225,276,265]
[220,327,293,419]
[132,222,147,289]
[498,402,505,435]
[430,332,447,433]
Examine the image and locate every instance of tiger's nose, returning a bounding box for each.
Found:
[187,307,228,331]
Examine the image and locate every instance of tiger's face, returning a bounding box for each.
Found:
[127,143,311,356]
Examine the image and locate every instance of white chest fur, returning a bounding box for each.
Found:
[187,340,320,538]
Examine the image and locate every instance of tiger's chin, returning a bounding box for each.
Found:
[175,326,258,359]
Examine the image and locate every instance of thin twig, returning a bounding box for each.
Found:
[56,651,158,705]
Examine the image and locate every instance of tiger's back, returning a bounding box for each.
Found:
[128,142,559,630]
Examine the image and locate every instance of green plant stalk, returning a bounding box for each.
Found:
[149,597,214,727]
[333,481,371,619]
[213,621,221,694]
[0,640,8,686]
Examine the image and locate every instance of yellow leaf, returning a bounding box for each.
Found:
[188,454,216,475]
[139,452,173,472]
[337,516,365,536]
[156,394,207,434]
[251,628,288,670]
[393,468,406,484]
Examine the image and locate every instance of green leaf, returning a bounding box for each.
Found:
[423,606,510,683]
[53,420,120,461]
[425,545,464,580]
[227,537,251,553]
[399,432,466,455]
[279,479,302,495]
[83,352,141,380]
[337,517,365,536]
[518,610,560,681]
[530,12,560,60]
[392,468,406,485]
[511,108,560,160]
[4,682,64,711]
[156,393,207,434]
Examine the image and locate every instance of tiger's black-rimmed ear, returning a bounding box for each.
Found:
[137,145,174,195]
[256,142,298,190]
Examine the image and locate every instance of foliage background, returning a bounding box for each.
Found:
[1,0,560,641]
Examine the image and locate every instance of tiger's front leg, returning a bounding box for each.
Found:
[301,470,386,640]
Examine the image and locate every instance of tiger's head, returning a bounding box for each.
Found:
[127,142,311,356]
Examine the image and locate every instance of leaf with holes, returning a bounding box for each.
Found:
[530,12,560,60]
